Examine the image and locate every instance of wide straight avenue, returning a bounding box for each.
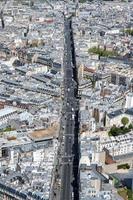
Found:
[59,15,80,200]
[50,15,80,200]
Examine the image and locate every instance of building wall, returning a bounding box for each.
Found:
[91,179,101,192]
[97,135,133,157]
[92,151,106,164]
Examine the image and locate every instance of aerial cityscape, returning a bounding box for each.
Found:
[0,0,133,199]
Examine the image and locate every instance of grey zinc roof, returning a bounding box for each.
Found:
[125,108,133,116]
[53,62,61,69]
[107,108,133,119]
[107,109,123,119]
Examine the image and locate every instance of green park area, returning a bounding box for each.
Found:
[88,46,118,57]
[125,29,133,36]
[0,126,15,133]
[118,188,128,200]
[118,188,133,200]
[0,126,15,137]
[108,117,133,136]
[114,177,133,200]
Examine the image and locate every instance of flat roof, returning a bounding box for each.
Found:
[29,124,59,140]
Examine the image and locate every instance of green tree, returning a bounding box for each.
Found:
[121,117,129,127]
[128,123,133,130]
[108,126,121,136]
[125,29,133,36]
[117,163,130,169]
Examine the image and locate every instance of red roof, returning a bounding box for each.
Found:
[84,66,96,73]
